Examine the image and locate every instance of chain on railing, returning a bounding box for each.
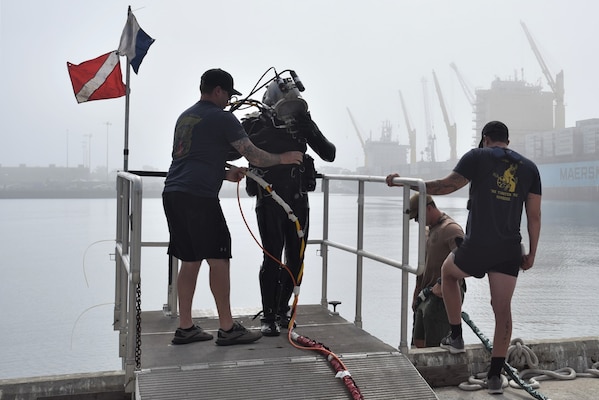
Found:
[135,281,142,370]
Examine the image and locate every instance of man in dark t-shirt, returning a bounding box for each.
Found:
[163,68,303,346]
[386,121,542,394]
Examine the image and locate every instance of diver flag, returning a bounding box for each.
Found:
[67,51,126,103]
[117,7,155,74]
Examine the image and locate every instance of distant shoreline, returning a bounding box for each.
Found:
[0,184,595,201]
[0,187,247,200]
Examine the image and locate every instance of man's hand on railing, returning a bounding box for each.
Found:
[385,173,402,187]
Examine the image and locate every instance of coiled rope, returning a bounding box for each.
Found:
[459,317,599,397]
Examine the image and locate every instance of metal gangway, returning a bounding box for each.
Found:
[114,171,432,397]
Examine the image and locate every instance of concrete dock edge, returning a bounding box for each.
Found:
[407,336,599,387]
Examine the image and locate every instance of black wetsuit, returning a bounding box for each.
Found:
[242,113,336,323]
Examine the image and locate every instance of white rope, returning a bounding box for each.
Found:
[518,367,576,382]
[580,362,599,378]
[458,373,509,391]
[458,339,599,393]
[507,337,539,369]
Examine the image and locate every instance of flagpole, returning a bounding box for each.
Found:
[118,4,154,172]
[123,59,131,172]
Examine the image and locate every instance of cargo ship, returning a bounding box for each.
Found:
[521,118,599,200]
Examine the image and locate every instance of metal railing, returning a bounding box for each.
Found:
[113,171,428,391]
[316,174,427,353]
[114,171,143,392]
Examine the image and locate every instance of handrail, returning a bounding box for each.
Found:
[114,171,144,393]
[112,170,428,391]
[316,173,427,352]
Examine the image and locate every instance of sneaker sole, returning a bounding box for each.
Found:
[171,333,214,345]
[487,376,504,394]
[216,334,262,346]
[440,343,466,354]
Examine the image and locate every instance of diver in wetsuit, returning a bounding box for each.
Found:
[242,109,336,336]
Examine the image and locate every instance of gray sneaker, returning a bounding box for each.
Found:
[486,374,504,394]
[440,334,465,354]
[216,321,262,346]
[172,324,213,345]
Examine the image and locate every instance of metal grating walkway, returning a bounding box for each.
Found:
[135,305,438,399]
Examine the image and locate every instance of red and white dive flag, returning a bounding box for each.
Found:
[117,9,155,74]
[66,51,126,103]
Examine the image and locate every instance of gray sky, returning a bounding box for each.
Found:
[1,0,597,172]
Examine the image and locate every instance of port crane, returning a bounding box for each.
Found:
[432,70,458,161]
[450,62,481,146]
[520,20,565,129]
[421,77,437,162]
[346,107,368,167]
[398,90,417,164]
[449,62,476,106]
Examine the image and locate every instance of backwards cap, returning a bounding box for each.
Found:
[479,121,509,148]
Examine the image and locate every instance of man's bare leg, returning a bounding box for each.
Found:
[488,271,517,357]
[441,254,469,325]
[177,260,202,329]
[207,258,234,331]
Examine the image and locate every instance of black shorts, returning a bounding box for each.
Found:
[162,192,232,262]
[453,241,522,278]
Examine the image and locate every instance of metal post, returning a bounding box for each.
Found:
[123,64,131,171]
[354,180,364,328]
[164,256,179,316]
[105,122,112,181]
[399,186,411,352]
[320,177,330,308]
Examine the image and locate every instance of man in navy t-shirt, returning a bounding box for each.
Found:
[163,68,303,346]
[386,121,542,394]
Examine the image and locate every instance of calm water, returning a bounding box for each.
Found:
[1,190,598,379]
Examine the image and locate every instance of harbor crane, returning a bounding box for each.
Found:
[421,77,437,162]
[398,90,417,164]
[450,62,476,106]
[432,70,457,161]
[450,62,480,147]
[520,20,565,129]
[346,107,368,167]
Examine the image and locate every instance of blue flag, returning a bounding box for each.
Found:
[117,8,155,74]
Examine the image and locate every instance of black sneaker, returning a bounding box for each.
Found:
[260,319,281,337]
[171,324,213,345]
[216,322,262,346]
[440,334,465,354]
[486,375,504,394]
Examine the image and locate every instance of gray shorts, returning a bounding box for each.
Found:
[162,192,231,262]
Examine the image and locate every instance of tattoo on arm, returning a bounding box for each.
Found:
[231,137,280,167]
[426,172,468,195]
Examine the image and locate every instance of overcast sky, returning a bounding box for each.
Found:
[1,0,597,173]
